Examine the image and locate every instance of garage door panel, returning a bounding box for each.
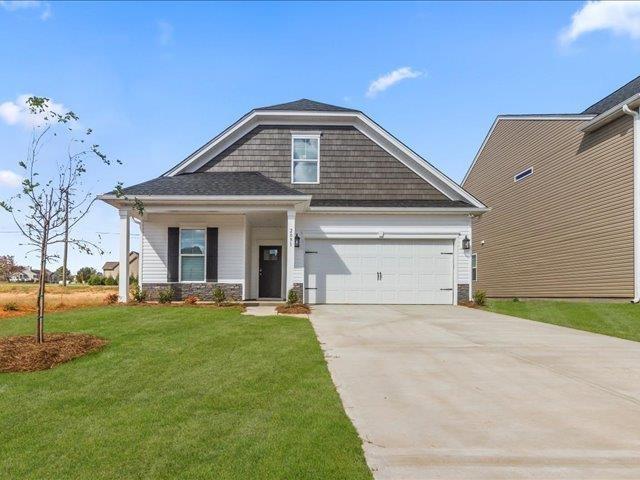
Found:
[305,239,454,305]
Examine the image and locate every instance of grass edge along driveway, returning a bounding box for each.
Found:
[484,300,640,343]
[0,305,372,480]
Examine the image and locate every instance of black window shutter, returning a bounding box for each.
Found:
[167,227,179,282]
[206,228,218,282]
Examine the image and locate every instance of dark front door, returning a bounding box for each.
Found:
[259,246,282,298]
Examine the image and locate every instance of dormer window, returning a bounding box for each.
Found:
[291,133,320,184]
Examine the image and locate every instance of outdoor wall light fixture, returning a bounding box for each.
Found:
[462,236,471,250]
[294,234,300,248]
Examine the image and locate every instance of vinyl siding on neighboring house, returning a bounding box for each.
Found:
[198,125,449,201]
[140,214,246,286]
[463,115,634,298]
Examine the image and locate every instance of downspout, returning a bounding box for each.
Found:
[622,104,640,303]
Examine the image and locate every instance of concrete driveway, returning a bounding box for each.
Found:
[310,305,640,479]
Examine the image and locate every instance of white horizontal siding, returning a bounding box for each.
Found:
[296,213,472,296]
[141,214,246,285]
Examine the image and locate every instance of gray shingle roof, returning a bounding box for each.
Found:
[117,172,306,196]
[582,75,640,114]
[103,262,118,270]
[256,98,359,113]
[309,199,474,208]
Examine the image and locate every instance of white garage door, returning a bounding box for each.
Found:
[305,238,454,304]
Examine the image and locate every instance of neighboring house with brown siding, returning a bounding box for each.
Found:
[100,99,487,304]
[463,76,640,301]
[103,251,139,279]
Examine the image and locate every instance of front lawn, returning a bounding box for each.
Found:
[0,306,372,480]
[484,300,640,342]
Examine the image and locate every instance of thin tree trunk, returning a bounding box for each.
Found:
[62,189,69,287]
[36,223,49,344]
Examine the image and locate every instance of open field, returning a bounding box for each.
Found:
[0,305,371,480]
[484,300,640,342]
[0,283,117,319]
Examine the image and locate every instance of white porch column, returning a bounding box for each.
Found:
[118,209,130,303]
[286,210,296,294]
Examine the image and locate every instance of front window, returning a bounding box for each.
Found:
[180,229,205,281]
[471,253,477,281]
[292,135,319,183]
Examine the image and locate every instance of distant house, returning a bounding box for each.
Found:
[9,267,52,283]
[103,251,139,279]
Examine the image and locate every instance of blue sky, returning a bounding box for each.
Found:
[1,1,639,273]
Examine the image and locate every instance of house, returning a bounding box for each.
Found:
[103,251,139,279]
[463,75,640,301]
[100,99,487,304]
[9,267,52,283]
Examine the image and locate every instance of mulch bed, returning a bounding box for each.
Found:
[458,300,481,309]
[0,333,107,373]
[275,304,311,315]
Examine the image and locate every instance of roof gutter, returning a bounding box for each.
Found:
[581,93,640,132]
[622,104,640,304]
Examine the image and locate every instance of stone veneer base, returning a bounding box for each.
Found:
[457,284,470,304]
[143,282,242,302]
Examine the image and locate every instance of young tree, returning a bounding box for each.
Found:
[0,96,140,343]
[76,266,97,284]
[0,255,23,282]
[53,265,72,283]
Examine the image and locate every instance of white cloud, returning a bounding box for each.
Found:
[0,94,69,128]
[157,20,174,46]
[40,2,51,20]
[0,170,22,188]
[560,1,640,45]
[366,67,423,98]
[0,1,52,20]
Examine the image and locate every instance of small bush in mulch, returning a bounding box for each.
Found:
[157,287,174,304]
[473,289,487,306]
[104,293,119,304]
[212,286,226,305]
[130,283,147,303]
[276,304,311,315]
[184,295,199,305]
[0,334,107,373]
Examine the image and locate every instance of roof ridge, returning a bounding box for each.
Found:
[255,98,359,113]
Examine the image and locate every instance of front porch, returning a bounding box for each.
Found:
[115,204,306,303]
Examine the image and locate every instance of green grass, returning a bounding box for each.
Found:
[0,306,372,480]
[484,300,640,342]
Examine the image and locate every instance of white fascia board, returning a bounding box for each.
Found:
[580,94,640,133]
[307,206,490,215]
[98,194,311,210]
[303,232,461,240]
[162,109,485,208]
[462,114,595,185]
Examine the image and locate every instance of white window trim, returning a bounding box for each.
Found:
[291,134,320,185]
[178,227,207,283]
[514,166,533,182]
[471,253,477,282]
